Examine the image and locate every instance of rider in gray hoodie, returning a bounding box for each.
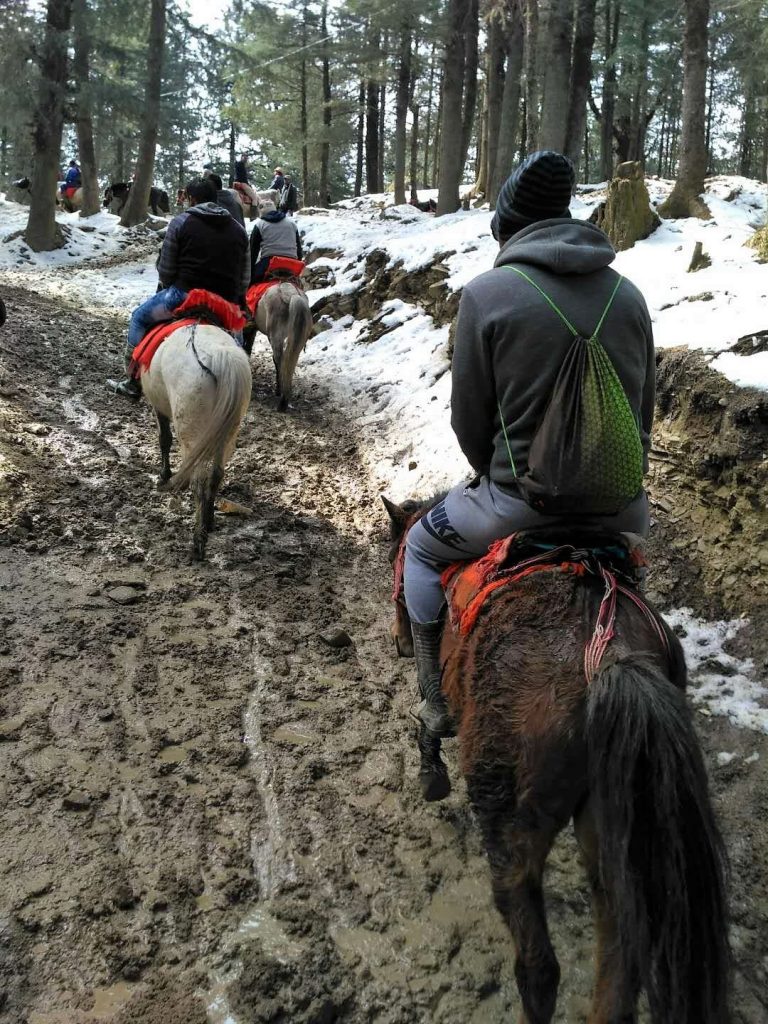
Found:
[403,151,655,738]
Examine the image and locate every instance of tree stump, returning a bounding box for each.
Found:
[687,241,711,272]
[593,162,660,252]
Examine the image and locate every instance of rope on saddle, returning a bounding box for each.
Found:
[186,323,218,385]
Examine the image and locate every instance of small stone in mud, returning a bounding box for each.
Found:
[408,460,417,470]
[320,628,353,649]
[105,586,143,606]
[21,422,50,437]
[62,791,91,810]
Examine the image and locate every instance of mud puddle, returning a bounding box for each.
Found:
[0,284,767,1023]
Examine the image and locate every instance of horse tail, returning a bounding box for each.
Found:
[277,289,312,412]
[586,656,729,1023]
[160,333,251,493]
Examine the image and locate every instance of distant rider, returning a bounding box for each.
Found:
[205,172,246,227]
[250,200,303,284]
[269,166,286,193]
[108,177,249,401]
[279,175,299,215]
[60,160,81,196]
[234,153,250,185]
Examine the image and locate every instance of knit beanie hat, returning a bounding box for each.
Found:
[491,150,575,241]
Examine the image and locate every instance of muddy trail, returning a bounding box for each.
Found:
[0,283,766,1024]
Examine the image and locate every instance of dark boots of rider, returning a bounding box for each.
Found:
[410,620,452,736]
[111,355,142,401]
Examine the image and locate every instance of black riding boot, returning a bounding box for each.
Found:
[410,620,453,736]
[107,355,142,401]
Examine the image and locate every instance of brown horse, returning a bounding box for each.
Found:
[384,496,730,1024]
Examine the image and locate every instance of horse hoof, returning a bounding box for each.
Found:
[419,768,451,802]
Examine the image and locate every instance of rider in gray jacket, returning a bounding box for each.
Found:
[403,151,655,738]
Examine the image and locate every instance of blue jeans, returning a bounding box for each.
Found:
[126,285,188,354]
[404,477,650,625]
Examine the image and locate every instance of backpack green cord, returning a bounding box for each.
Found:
[493,266,643,515]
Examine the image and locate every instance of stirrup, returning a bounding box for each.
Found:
[107,376,142,401]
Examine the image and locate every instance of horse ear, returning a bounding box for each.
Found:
[381,494,409,531]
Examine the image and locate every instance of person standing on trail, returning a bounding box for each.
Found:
[107,177,249,401]
[401,150,656,738]
[249,200,303,284]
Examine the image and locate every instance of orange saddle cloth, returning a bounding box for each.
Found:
[130,289,245,376]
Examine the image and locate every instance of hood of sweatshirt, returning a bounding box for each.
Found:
[188,202,232,220]
[494,217,616,275]
[262,210,287,223]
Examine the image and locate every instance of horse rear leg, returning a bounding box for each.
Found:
[470,778,561,1024]
[574,801,639,1024]
[205,464,223,533]
[156,412,173,486]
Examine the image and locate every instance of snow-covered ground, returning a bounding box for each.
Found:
[1,179,766,736]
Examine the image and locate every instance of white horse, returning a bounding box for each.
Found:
[244,283,312,412]
[141,323,252,559]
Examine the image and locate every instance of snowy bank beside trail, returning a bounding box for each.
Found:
[0,193,161,313]
[301,175,768,391]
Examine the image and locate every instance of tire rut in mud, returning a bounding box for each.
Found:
[0,285,766,1024]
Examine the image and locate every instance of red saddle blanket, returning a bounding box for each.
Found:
[246,257,306,317]
[130,289,245,376]
[62,186,78,199]
[439,534,661,682]
[131,317,198,376]
[441,535,590,638]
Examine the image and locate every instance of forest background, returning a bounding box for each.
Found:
[2,0,767,246]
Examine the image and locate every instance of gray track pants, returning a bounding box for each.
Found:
[403,477,650,625]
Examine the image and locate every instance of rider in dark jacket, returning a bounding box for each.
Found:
[108,178,249,401]
[403,151,655,739]
[269,167,286,193]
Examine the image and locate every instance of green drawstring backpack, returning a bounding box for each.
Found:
[498,267,645,517]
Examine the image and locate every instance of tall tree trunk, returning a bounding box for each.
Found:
[116,136,124,181]
[436,0,467,214]
[523,0,539,151]
[300,5,309,204]
[393,16,413,205]
[365,76,380,192]
[73,0,99,217]
[422,42,437,188]
[120,0,166,227]
[228,121,235,188]
[432,76,443,186]
[319,0,331,207]
[25,0,73,252]
[491,0,524,203]
[485,12,506,198]
[564,0,597,165]
[0,125,7,180]
[705,40,715,170]
[354,79,365,197]
[539,0,573,151]
[409,99,420,201]
[600,0,620,180]
[659,0,710,218]
[378,79,386,192]
[628,12,650,161]
[459,0,480,176]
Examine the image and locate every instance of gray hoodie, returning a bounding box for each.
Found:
[450,218,655,491]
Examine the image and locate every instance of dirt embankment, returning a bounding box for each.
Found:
[0,280,766,1024]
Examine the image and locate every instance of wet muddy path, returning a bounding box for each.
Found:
[0,284,766,1023]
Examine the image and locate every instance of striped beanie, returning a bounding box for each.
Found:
[491,150,575,241]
